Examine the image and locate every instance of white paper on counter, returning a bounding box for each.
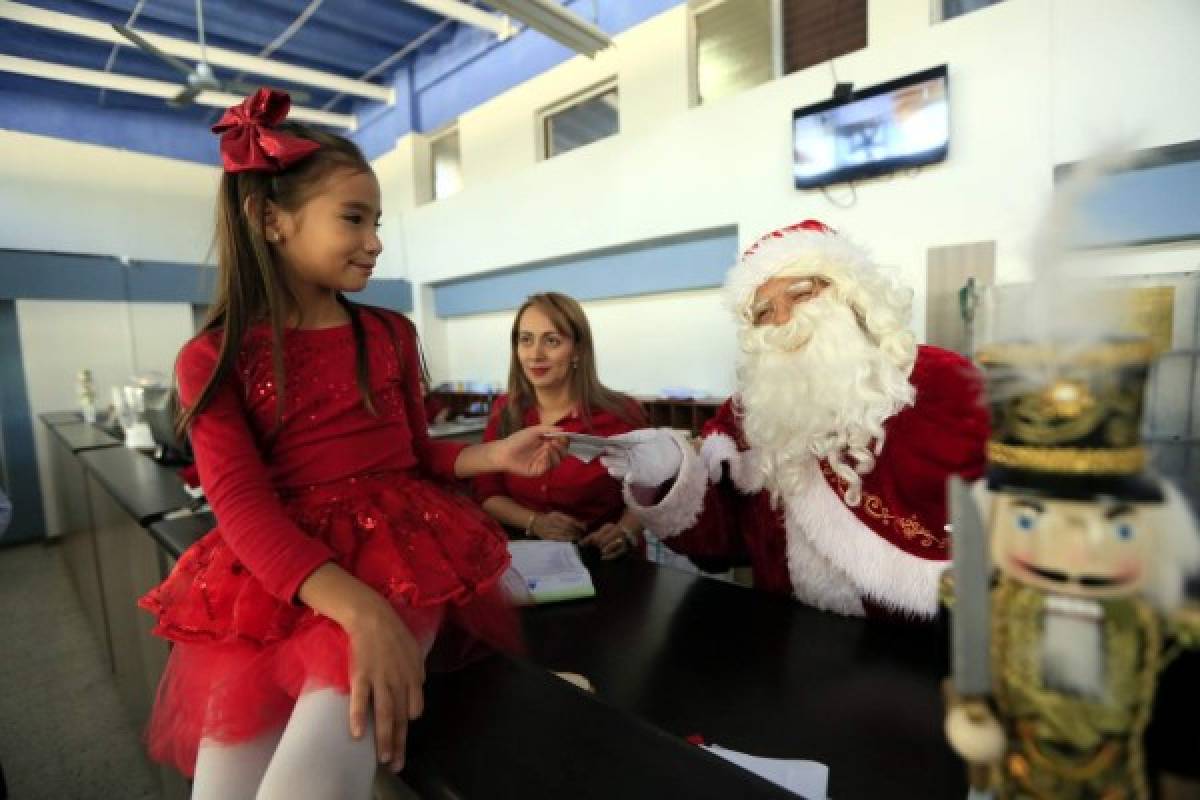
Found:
[702,744,829,799]
[505,541,595,604]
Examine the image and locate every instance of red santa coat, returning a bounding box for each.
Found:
[626,345,988,619]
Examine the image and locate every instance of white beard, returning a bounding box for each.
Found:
[737,296,915,507]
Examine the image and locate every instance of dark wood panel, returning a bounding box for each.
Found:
[782,0,867,74]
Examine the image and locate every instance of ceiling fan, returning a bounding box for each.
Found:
[112,0,309,107]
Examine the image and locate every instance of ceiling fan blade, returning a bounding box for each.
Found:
[112,24,196,78]
[167,85,203,107]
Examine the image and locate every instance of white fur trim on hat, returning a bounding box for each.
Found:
[724,225,875,317]
[623,430,708,538]
[784,458,947,618]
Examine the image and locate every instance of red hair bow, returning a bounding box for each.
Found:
[211,88,321,174]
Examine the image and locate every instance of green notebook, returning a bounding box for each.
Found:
[506,541,596,605]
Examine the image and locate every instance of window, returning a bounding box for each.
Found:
[690,0,773,106]
[540,81,619,160]
[429,126,463,202]
[936,0,1006,23]
[781,0,866,75]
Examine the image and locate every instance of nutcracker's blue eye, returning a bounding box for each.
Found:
[1011,500,1043,532]
[1113,522,1135,541]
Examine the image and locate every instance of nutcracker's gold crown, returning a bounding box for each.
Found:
[976,338,1163,502]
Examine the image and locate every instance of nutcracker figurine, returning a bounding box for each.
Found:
[943,338,1200,799]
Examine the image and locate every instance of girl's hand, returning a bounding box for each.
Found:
[298,565,425,771]
[580,522,637,559]
[531,511,585,542]
[489,424,566,477]
[342,592,426,770]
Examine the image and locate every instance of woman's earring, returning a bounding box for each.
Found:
[267,231,280,244]
[572,359,579,369]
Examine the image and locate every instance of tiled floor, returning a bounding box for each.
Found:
[0,541,158,800]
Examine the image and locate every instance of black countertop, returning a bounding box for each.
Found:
[39,411,84,426]
[45,421,121,453]
[78,447,193,526]
[148,513,215,559]
[404,555,965,799]
[405,651,799,799]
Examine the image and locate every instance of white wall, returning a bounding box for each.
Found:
[0,133,218,534]
[17,300,195,536]
[377,0,1200,397]
[0,130,219,263]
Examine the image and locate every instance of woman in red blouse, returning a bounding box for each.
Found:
[476,293,648,558]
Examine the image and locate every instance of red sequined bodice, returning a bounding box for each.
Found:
[172,309,464,602]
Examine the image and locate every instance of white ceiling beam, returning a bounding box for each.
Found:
[400,0,513,38]
[0,55,357,129]
[0,2,392,104]
[485,0,612,57]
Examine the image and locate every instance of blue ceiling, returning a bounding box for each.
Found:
[0,0,460,121]
[0,0,683,164]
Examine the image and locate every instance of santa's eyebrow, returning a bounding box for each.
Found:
[750,297,773,315]
[1013,498,1044,513]
[1105,503,1134,519]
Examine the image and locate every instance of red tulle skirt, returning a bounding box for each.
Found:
[138,470,519,777]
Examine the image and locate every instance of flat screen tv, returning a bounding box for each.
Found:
[792,64,949,189]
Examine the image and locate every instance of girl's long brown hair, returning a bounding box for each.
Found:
[177,122,397,439]
[500,293,646,436]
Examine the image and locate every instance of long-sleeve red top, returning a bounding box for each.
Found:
[474,395,643,531]
[177,309,464,602]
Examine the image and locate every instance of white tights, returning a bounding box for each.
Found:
[190,688,378,800]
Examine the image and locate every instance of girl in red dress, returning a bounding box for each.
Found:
[139,90,563,797]
[475,293,648,558]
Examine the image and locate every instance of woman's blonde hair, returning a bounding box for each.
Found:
[501,292,645,435]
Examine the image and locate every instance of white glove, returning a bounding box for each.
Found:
[699,435,738,484]
[599,429,684,488]
[698,436,765,492]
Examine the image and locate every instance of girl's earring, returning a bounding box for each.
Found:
[267,231,281,244]
[572,360,579,369]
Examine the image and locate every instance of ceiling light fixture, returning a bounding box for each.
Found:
[484,0,613,57]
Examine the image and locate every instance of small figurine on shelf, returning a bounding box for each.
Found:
[77,368,97,424]
[944,338,1200,800]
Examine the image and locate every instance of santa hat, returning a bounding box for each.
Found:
[724,219,877,317]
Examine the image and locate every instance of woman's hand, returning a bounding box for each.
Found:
[531,511,585,542]
[488,424,566,477]
[579,522,638,559]
[298,565,425,770]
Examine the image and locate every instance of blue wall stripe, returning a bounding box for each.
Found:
[357,279,414,312]
[432,226,737,317]
[0,250,127,301]
[0,298,47,545]
[0,249,412,311]
[125,261,218,303]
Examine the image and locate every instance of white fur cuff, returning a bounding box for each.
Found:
[787,459,946,618]
[623,430,708,538]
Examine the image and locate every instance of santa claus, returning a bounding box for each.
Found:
[602,220,989,619]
